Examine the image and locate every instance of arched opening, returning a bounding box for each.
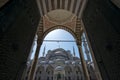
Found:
[35,66,45,80]
[74,66,83,80]
[65,66,72,80]
[46,65,54,80]
[39,28,79,58]
[24,8,102,80]
[39,28,81,80]
[1,0,120,80]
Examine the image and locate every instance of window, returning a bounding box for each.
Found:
[77,76,79,80]
[38,77,41,80]
[47,77,49,80]
[68,76,71,80]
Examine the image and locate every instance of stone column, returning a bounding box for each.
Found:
[28,40,42,80]
[77,41,90,80]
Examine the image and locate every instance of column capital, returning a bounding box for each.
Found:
[37,39,43,46]
[77,40,82,47]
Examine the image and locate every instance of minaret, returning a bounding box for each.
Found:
[83,36,91,62]
[73,46,76,57]
[42,46,46,57]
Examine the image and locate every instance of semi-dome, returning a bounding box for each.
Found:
[55,66,64,71]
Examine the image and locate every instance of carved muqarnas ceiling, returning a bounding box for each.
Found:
[46,9,75,24]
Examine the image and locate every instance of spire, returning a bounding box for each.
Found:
[73,46,76,57]
[57,41,60,48]
[42,45,46,57]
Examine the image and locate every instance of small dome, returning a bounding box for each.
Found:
[65,61,71,64]
[40,61,47,64]
[56,59,64,61]
[73,57,80,60]
[55,66,64,71]
[39,57,46,61]
[55,59,65,63]
[46,48,71,60]
[48,61,54,64]
[72,61,80,65]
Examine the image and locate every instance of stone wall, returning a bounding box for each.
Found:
[82,0,120,80]
[0,0,40,80]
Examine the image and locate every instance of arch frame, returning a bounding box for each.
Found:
[42,25,78,42]
[36,17,83,46]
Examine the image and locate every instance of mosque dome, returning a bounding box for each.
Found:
[46,48,72,60]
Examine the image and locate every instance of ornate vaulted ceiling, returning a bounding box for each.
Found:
[43,10,77,32]
[36,0,85,18]
[36,0,85,41]
[46,9,75,24]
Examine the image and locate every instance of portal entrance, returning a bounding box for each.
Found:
[23,9,102,80]
[54,66,65,80]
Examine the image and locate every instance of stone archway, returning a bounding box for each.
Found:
[64,66,72,80]
[46,65,54,80]
[54,66,65,80]
[35,66,45,80]
[42,25,78,41]
[74,66,83,80]
[36,9,83,44]
[28,9,89,80]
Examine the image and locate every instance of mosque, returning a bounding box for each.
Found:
[24,48,97,80]
[0,0,120,80]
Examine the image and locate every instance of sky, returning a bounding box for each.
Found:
[39,29,80,57]
[30,29,91,60]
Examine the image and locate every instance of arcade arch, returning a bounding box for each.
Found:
[27,8,101,80]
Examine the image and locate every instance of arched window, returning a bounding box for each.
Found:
[77,76,79,80]
[68,76,71,80]
[25,76,28,80]
[34,76,37,80]
[51,76,53,80]
[39,71,41,74]
[38,77,41,80]
[47,77,49,80]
